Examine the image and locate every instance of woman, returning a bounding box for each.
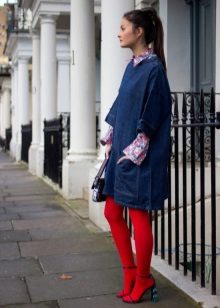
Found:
[101,8,172,303]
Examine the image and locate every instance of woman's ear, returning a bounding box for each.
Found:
[136,27,144,39]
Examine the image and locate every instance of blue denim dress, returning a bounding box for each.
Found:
[103,56,172,210]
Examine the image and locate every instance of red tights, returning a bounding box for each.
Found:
[104,196,153,297]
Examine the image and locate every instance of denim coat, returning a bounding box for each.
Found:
[103,56,172,210]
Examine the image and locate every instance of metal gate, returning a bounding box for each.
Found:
[21,122,32,163]
[5,127,12,151]
[44,116,63,187]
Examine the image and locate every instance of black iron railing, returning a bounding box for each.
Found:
[21,122,32,163]
[67,114,70,150]
[96,115,100,149]
[44,115,63,187]
[125,88,220,295]
[7,4,32,35]
[161,89,219,295]
[5,127,12,151]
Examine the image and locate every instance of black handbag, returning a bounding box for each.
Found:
[91,158,108,202]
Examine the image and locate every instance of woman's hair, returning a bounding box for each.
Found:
[123,8,166,70]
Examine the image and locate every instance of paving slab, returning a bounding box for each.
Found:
[4,302,59,308]
[0,213,20,221]
[19,236,114,257]
[0,230,31,242]
[4,181,52,188]
[0,277,30,305]
[0,201,14,208]
[58,295,149,308]
[0,221,12,231]
[26,268,122,303]
[39,251,120,275]
[0,258,43,277]
[19,210,68,220]
[58,289,200,308]
[12,217,81,231]
[29,227,88,241]
[6,192,56,199]
[3,181,49,187]
[5,204,64,213]
[0,242,20,260]
[6,195,56,202]
[0,207,5,214]
[4,186,55,194]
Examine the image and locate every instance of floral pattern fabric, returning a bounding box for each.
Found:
[123,133,150,166]
[100,126,113,145]
[132,48,155,67]
[101,127,150,166]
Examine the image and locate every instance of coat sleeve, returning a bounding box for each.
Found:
[105,97,119,127]
[137,66,170,138]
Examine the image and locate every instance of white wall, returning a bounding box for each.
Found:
[166,0,191,91]
[215,0,220,95]
[215,0,220,160]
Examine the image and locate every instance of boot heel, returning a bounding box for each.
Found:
[151,284,158,303]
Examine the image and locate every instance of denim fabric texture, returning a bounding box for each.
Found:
[103,56,172,210]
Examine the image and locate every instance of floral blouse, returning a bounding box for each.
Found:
[101,127,149,166]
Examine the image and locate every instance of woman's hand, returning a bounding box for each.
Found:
[105,143,112,159]
[117,155,131,164]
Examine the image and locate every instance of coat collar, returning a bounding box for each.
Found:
[132,48,156,67]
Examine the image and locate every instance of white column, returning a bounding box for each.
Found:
[10,65,18,158]
[57,58,70,113]
[69,0,96,158]
[0,99,3,139]
[159,0,168,65]
[16,57,30,161]
[100,0,134,158]
[36,15,57,177]
[62,0,96,199]
[18,58,30,126]
[0,83,11,139]
[89,0,135,231]
[29,33,41,174]
[40,15,57,135]
[4,88,11,131]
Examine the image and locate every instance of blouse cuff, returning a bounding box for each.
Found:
[100,126,113,146]
[123,133,150,166]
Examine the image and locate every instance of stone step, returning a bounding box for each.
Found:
[66,199,89,220]
[82,186,89,201]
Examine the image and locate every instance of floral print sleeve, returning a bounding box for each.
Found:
[100,126,113,145]
[123,133,150,166]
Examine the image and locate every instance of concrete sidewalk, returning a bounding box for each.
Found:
[0,150,200,307]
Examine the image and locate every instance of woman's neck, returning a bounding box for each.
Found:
[131,44,150,57]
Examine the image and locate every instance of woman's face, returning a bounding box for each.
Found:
[118,18,142,48]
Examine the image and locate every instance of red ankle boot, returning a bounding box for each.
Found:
[117,266,136,298]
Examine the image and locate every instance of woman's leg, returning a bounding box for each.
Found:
[124,208,154,301]
[104,196,136,295]
[129,208,153,276]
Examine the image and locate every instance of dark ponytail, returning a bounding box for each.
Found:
[123,8,166,71]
